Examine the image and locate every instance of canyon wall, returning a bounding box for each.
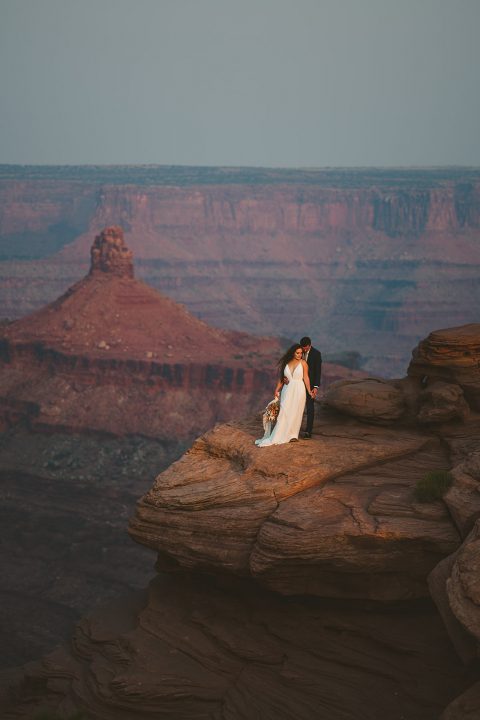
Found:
[3,323,480,719]
[1,166,479,375]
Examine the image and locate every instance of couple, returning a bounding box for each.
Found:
[255,336,322,447]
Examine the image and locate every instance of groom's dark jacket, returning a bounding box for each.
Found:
[306,346,322,388]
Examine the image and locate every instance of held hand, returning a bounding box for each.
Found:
[311,387,318,399]
[283,377,289,385]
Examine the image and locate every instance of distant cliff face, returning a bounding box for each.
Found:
[1,166,480,375]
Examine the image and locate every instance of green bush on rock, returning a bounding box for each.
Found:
[414,470,453,503]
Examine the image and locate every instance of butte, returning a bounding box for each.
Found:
[0,226,288,441]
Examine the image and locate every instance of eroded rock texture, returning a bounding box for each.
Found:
[1,575,475,720]
[2,322,480,719]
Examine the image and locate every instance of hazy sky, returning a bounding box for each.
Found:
[1,0,479,167]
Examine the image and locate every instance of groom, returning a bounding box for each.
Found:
[300,336,322,438]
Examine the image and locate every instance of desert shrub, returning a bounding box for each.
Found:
[414,470,453,503]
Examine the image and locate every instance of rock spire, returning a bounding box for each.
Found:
[89,226,134,278]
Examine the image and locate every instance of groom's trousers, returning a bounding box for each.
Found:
[305,394,315,434]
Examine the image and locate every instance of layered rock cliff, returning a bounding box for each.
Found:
[3,323,480,719]
[1,165,480,375]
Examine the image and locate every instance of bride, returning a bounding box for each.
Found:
[256,344,314,447]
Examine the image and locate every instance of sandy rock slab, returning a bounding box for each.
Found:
[1,574,475,720]
[323,377,406,422]
[129,418,460,600]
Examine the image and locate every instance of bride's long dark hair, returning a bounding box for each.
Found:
[278,343,302,379]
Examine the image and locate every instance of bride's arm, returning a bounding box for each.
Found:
[302,360,313,396]
[274,378,284,398]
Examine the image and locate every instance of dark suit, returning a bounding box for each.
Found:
[305,346,322,434]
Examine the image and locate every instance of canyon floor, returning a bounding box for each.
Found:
[0,428,186,669]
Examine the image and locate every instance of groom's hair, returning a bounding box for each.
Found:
[300,336,311,346]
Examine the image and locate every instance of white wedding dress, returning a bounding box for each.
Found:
[255,362,306,446]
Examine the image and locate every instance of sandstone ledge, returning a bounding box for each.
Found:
[129,413,460,601]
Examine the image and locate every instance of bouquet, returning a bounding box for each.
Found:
[262,396,280,433]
